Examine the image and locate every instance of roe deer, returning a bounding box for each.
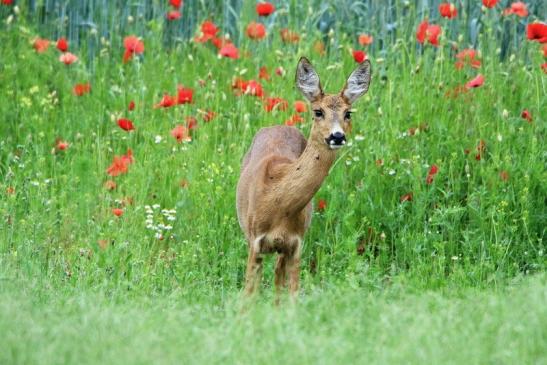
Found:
[236,57,371,299]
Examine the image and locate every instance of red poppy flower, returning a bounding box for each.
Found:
[167,11,181,20]
[210,36,232,50]
[122,149,133,162]
[202,110,216,122]
[503,2,528,17]
[259,66,270,81]
[209,37,220,47]
[426,25,441,46]
[170,0,182,8]
[465,74,484,89]
[317,199,327,212]
[202,21,218,37]
[482,0,498,8]
[416,21,442,46]
[280,28,300,43]
[56,140,69,151]
[416,21,429,43]
[264,97,288,112]
[455,48,481,69]
[117,118,135,131]
[171,125,192,143]
[352,50,367,63]
[426,164,439,185]
[542,63,547,74]
[232,78,263,97]
[112,208,124,217]
[56,37,68,52]
[73,83,91,96]
[2,0,14,5]
[521,109,532,122]
[232,77,247,90]
[33,38,50,53]
[59,52,78,65]
[194,20,219,43]
[527,23,547,43]
[439,3,457,19]
[246,80,264,97]
[154,93,177,108]
[294,101,307,113]
[106,149,133,177]
[400,193,413,203]
[219,43,239,59]
[284,118,295,127]
[186,116,198,130]
[123,36,144,63]
[256,2,275,16]
[358,34,374,46]
[284,114,304,126]
[246,21,266,40]
[124,35,145,53]
[128,100,135,111]
[177,86,193,104]
[275,67,285,76]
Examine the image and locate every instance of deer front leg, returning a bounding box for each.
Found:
[244,241,263,295]
[274,254,288,304]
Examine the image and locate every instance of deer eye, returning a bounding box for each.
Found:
[344,111,352,120]
[313,109,324,118]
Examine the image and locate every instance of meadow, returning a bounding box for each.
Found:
[0,1,546,364]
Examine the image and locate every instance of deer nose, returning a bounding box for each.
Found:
[325,131,346,149]
[330,131,346,144]
[332,131,345,141]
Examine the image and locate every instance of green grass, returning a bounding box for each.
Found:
[1,273,546,364]
[0,3,546,364]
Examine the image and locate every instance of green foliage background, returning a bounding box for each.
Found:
[0,1,545,364]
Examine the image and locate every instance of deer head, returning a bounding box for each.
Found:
[295,57,371,150]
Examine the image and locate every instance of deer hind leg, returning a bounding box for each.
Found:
[244,238,264,295]
[286,241,302,300]
[274,254,288,304]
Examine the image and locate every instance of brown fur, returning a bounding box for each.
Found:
[236,57,371,300]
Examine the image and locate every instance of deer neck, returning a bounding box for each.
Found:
[277,128,337,215]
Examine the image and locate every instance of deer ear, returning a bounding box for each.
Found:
[341,60,371,104]
[295,57,323,102]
